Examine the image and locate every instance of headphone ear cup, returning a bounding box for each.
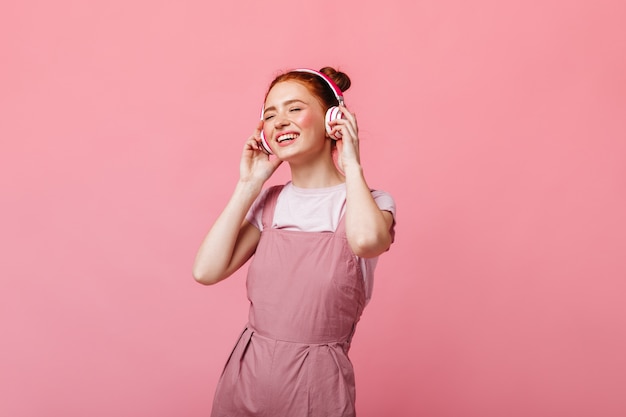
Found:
[259,130,273,155]
[325,106,344,140]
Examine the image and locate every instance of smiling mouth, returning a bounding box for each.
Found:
[277,133,299,143]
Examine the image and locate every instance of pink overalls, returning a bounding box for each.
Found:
[211,185,366,417]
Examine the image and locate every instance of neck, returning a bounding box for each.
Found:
[289,154,345,188]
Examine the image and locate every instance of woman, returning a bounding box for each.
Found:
[193,67,396,417]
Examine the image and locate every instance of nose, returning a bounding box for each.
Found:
[273,111,290,129]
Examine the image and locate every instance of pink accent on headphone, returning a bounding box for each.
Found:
[259,68,345,155]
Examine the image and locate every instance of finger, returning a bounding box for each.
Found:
[329,126,344,140]
[330,114,357,133]
[338,105,358,129]
[247,137,268,153]
[244,138,260,151]
[253,119,264,138]
[330,119,358,141]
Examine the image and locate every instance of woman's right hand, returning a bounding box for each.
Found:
[240,120,282,184]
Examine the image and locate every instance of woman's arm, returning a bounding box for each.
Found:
[192,182,262,285]
[192,123,282,285]
[329,106,394,258]
[344,166,394,258]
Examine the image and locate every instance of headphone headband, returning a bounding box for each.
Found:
[293,68,344,106]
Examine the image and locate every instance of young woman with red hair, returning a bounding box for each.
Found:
[193,67,396,417]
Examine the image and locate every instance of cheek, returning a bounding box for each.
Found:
[298,111,323,131]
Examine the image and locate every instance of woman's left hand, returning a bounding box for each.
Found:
[328,105,361,172]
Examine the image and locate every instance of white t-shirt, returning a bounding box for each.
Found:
[246,181,396,304]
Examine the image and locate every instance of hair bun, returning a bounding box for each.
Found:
[320,67,351,93]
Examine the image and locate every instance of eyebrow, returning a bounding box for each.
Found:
[263,99,307,115]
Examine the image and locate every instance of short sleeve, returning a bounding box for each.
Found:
[245,188,270,231]
[371,189,397,243]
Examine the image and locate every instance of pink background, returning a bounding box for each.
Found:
[2,1,625,416]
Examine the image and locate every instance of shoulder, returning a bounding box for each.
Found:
[257,183,289,206]
[245,183,288,231]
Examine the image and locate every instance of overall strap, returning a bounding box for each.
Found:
[333,198,349,236]
[261,185,285,230]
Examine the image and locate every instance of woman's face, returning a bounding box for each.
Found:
[262,81,328,161]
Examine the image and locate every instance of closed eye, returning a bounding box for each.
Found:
[289,107,301,112]
[264,114,275,121]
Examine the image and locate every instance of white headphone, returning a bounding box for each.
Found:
[259,68,345,155]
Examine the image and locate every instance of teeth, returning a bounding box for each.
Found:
[278,133,299,142]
